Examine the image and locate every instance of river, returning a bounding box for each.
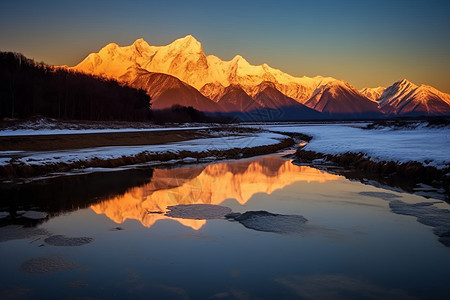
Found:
[1,155,449,299]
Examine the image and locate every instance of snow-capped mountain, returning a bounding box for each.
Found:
[378,79,450,115]
[306,80,381,117]
[359,87,386,102]
[73,35,333,103]
[69,35,450,117]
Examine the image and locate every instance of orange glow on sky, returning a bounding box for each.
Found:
[1,1,449,92]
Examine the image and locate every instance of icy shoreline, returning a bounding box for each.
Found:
[259,123,450,200]
[262,123,450,169]
[0,131,293,179]
[0,126,210,137]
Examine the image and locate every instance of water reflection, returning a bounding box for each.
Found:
[0,168,154,227]
[91,156,340,229]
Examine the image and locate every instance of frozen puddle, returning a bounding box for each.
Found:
[165,204,232,219]
[0,225,48,243]
[0,211,10,218]
[20,257,81,274]
[44,235,93,246]
[166,204,308,233]
[389,200,450,246]
[19,210,48,220]
[226,211,308,233]
[360,191,450,247]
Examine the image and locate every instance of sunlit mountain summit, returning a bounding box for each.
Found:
[70,35,450,117]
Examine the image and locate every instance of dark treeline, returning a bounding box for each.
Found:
[153,104,234,124]
[0,52,151,121]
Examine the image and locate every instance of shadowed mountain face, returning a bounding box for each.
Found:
[306,81,382,117]
[250,83,323,120]
[253,82,308,109]
[123,69,221,112]
[217,85,262,112]
[68,36,450,118]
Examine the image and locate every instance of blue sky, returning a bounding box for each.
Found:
[1,0,449,91]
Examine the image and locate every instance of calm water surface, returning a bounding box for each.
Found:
[1,155,449,299]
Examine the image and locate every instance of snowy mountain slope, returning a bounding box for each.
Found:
[360,86,386,102]
[199,82,226,102]
[305,80,381,116]
[378,79,418,110]
[72,35,337,104]
[73,39,156,79]
[69,35,450,116]
[379,79,450,115]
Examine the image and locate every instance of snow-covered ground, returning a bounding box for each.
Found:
[0,126,209,137]
[0,132,288,166]
[261,123,450,169]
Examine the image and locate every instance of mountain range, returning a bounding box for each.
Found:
[68,35,450,119]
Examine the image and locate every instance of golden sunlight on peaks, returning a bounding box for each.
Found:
[90,156,340,230]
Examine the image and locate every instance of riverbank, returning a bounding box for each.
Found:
[0,128,294,180]
[295,148,449,201]
[252,122,450,201]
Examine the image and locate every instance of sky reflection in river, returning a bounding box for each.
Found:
[1,155,450,299]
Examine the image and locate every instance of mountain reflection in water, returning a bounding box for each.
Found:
[91,156,340,229]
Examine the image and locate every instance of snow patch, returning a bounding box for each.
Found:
[263,124,450,169]
[0,132,288,167]
[0,126,209,137]
[0,211,10,219]
[21,211,48,219]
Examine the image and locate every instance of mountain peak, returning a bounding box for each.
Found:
[171,35,202,51]
[133,38,148,46]
[132,38,151,53]
[395,78,414,86]
[182,34,197,41]
[104,42,119,49]
[231,55,250,66]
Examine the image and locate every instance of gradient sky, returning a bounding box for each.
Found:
[1,0,450,92]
